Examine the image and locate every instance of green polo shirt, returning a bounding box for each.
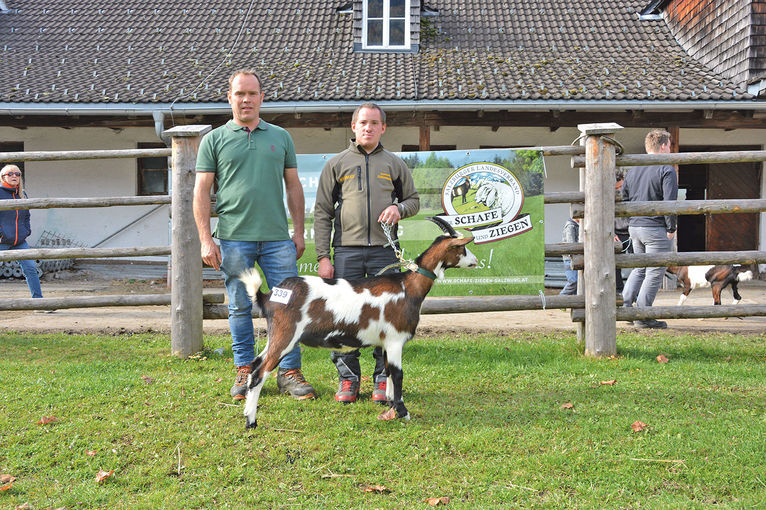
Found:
[196,119,297,241]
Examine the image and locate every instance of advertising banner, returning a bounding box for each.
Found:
[295,148,545,296]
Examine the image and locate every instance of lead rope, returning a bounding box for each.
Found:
[376,222,418,276]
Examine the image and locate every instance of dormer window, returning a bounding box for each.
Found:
[363,0,410,50]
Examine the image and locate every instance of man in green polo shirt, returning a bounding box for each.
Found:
[193,69,316,401]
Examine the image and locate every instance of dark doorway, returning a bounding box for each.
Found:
[677,145,761,253]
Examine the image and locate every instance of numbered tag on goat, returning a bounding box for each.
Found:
[270,287,292,304]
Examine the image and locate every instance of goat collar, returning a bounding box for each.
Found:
[415,267,438,280]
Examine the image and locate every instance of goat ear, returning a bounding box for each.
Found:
[426,215,462,238]
[454,236,473,246]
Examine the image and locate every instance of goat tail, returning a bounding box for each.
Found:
[737,269,754,282]
[239,268,265,312]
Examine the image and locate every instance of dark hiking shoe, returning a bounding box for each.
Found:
[634,319,667,329]
[230,365,252,400]
[277,368,316,400]
[372,379,388,405]
[334,378,359,404]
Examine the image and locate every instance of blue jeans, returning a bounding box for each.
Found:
[560,258,578,296]
[622,226,672,308]
[219,239,301,368]
[0,241,42,298]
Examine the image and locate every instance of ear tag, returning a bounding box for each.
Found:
[270,287,292,304]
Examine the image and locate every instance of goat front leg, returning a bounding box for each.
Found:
[377,342,410,421]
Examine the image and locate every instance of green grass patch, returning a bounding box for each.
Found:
[1,331,765,508]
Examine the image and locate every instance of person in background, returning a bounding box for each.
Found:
[614,168,632,293]
[314,103,420,405]
[0,164,44,301]
[621,129,678,329]
[559,217,580,296]
[193,69,316,401]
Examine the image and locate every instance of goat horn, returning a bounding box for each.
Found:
[426,216,463,238]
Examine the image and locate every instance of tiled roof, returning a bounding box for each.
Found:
[0,1,752,106]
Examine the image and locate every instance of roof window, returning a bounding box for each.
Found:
[362,0,411,51]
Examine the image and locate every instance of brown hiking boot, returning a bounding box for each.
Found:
[230,365,252,400]
[277,368,316,400]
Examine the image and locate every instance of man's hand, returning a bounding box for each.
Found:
[200,237,222,270]
[378,204,401,225]
[292,231,306,260]
[317,257,334,279]
[667,231,676,240]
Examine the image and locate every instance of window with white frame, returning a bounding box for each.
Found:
[363,0,410,50]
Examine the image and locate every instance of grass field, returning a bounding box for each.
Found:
[1,330,764,509]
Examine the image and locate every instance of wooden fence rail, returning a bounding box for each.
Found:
[570,250,766,271]
[572,198,766,218]
[0,196,170,211]
[571,149,766,168]
[0,148,171,163]
[0,246,171,261]
[0,293,224,312]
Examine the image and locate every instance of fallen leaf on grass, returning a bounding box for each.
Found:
[600,380,617,386]
[141,375,155,384]
[656,355,669,364]
[15,503,31,509]
[37,416,57,425]
[425,496,450,506]
[215,377,223,383]
[631,420,648,432]
[95,469,114,483]
[560,402,574,409]
[363,484,391,493]
[0,474,16,484]
[85,450,97,457]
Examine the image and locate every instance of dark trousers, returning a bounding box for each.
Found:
[615,232,632,293]
[330,245,398,382]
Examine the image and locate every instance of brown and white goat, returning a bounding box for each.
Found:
[239,217,478,429]
[667,265,753,306]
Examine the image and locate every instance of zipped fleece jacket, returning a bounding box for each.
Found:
[0,183,31,247]
[622,164,678,233]
[314,140,420,260]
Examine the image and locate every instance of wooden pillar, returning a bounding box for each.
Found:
[164,125,211,358]
[419,124,430,151]
[578,123,623,357]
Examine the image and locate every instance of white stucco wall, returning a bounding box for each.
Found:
[2,122,763,260]
[0,126,170,259]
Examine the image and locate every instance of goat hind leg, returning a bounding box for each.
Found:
[243,355,278,430]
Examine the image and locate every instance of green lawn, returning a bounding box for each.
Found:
[1,331,764,509]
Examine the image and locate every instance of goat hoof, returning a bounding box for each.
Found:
[377,408,398,421]
[245,419,258,430]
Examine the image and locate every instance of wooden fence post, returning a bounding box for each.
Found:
[579,123,623,357]
[164,125,211,358]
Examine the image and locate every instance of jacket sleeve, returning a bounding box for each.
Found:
[313,160,337,261]
[662,165,678,233]
[394,159,420,219]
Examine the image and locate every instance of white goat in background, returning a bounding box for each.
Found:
[475,181,517,220]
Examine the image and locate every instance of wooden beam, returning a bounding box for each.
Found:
[419,124,430,151]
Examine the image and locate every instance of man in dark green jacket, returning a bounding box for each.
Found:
[314,103,420,405]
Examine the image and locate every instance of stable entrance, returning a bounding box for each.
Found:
[677,145,761,253]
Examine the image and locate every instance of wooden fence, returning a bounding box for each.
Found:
[1,123,765,358]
